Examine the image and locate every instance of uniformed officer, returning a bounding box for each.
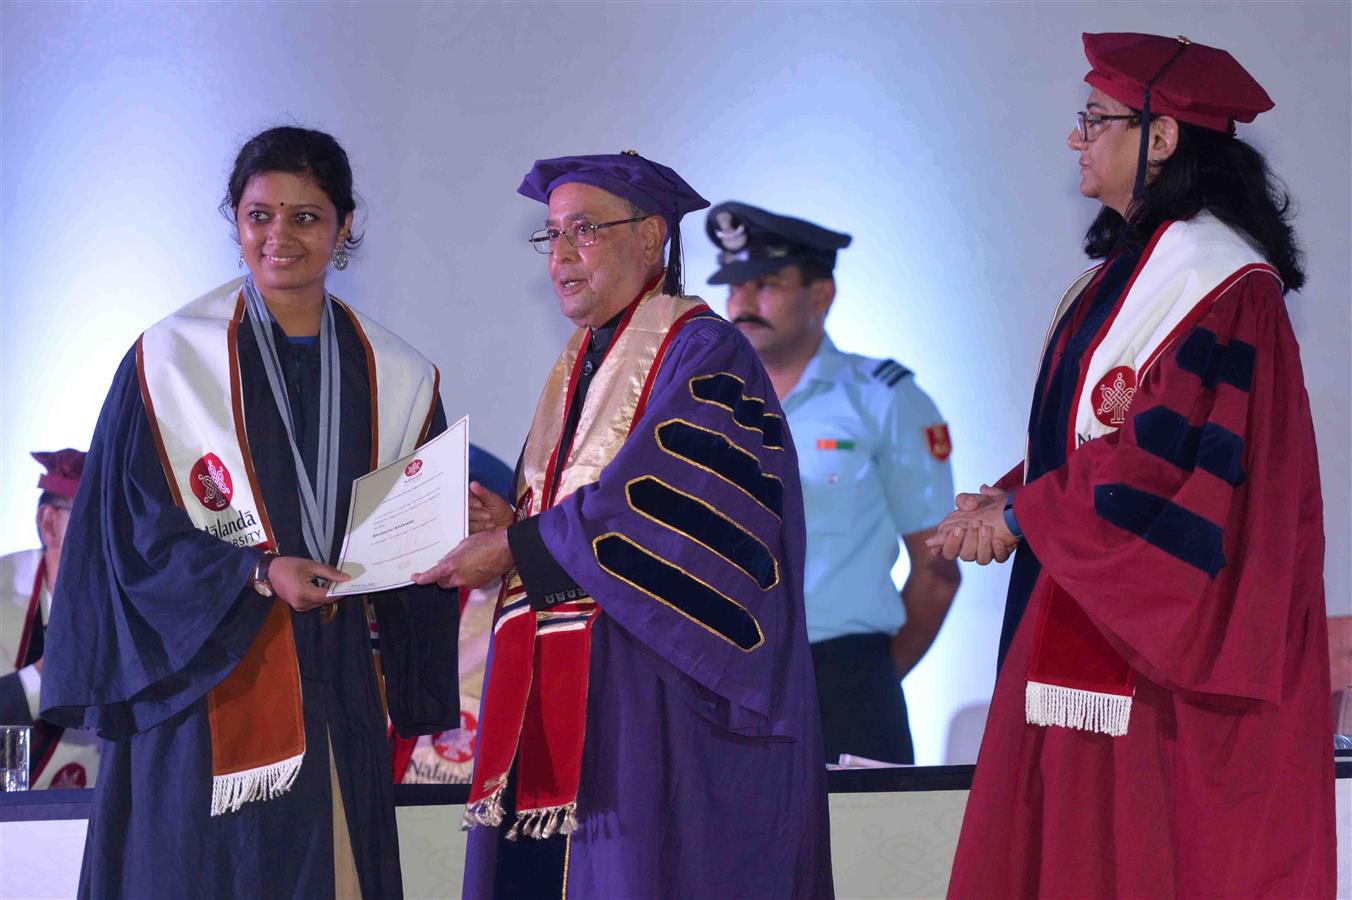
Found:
[707,201,960,764]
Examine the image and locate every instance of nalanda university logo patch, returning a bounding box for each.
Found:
[49,763,87,789]
[190,453,234,511]
[433,710,479,765]
[1094,366,1138,427]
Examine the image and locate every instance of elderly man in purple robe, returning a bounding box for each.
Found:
[414,151,834,898]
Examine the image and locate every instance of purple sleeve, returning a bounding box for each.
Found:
[507,515,585,609]
[536,319,812,737]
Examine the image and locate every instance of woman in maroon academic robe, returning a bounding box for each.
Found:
[931,32,1335,898]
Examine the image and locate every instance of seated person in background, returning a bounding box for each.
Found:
[706,202,959,764]
[0,449,100,788]
[391,444,515,784]
[1330,615,1351,744]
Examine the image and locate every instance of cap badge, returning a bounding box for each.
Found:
[714,211,748,251]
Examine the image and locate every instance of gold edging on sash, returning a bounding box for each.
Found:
[687,372,784,449]
[624,475,779,591]
[561,834,572,900]
[653,417,784,520]
[536,601,597,621]
[631,303,712,427]
[518,292,708,518]
[592,531,765,651]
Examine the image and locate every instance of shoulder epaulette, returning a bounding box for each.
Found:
[870,358,912,388]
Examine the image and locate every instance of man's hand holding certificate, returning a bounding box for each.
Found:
[410,482,517,591]
[329,416,469,596]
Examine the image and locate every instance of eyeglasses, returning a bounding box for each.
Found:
[1075,111,1140,142]
[529,215,650,254]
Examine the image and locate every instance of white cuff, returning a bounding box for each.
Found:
[17,664,41,720]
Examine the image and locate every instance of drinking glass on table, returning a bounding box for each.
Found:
[0,725,31,791]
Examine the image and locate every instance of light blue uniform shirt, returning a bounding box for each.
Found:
[781,336,954,644]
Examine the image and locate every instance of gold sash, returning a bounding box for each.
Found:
[509,287,707,581]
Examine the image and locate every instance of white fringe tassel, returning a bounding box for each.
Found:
[210,752,304,817]
[504,802,579,842]
[1025,681,1132,737]
[461,780,507,831]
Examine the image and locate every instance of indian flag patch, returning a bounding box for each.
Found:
[816,438,855,450]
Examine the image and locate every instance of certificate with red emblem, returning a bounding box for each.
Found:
[329,415,469,596]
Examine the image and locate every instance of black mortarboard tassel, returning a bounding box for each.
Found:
[1132,37,1192,202]
[623,149,685,296]
[664,219,684,297]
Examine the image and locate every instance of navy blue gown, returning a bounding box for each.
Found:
[42,306,459,898]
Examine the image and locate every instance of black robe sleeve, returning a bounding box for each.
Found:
[0,671,34,725]
[371,399,461,737]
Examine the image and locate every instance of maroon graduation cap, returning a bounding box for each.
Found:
[1082,32,1274,198]
[32,448,86,499]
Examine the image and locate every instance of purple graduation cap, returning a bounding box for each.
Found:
[518,150,710,296]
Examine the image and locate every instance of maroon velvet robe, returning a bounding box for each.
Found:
[949,259,1335,897]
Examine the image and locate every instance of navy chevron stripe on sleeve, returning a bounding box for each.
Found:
[656,420,784,517]
[689,373,785,449]
[627,477,779,590]
[1133,407,1246,487]
[1175,329,1256,392]
[594,533,764,650]
[1093,483,1226,577]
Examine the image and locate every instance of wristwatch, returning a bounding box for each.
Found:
[252,551,278,598]
[1003,496,1024,542]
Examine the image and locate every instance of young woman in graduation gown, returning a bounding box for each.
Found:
[41,127,460,899]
